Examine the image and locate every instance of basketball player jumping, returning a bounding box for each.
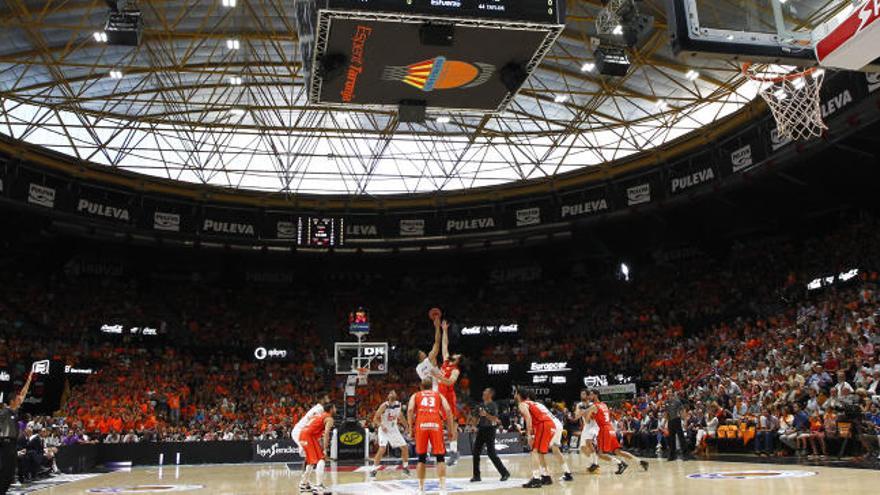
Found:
[574,389,601,474]
[369,391,411,478]
[434,319,461,464]
[408,378,456,495]
[298,403,336,495]
[515,389,573,488]
[416,310,443,389]
[584,390,648,474]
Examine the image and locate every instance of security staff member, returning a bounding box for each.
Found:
[470,388,510,483]
[1,372,33,495]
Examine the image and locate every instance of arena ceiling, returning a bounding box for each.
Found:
[0,0,852,195]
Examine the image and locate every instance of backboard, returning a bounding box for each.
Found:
[666,0,879,67]
[334,341,389,375]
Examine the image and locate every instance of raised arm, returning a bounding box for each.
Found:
[428,318,442,365]
[441,320,450,362]
[10,372,34,410]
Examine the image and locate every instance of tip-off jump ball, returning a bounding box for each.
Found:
[428,308,442,321]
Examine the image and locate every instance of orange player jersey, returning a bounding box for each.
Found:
[414,390,445,428]
[525,400,554,424]
[439,361,457,395]
[593,402,614,431]
[304,412,331,437]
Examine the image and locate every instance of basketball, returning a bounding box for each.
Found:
[428,307,442,321]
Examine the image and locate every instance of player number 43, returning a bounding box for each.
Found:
[420,396,436,407]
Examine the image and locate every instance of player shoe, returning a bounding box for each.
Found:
[640,460,649,471]
[522,478,544,488]
[447,451,459,466]
[402,467,411,477]
[588,464,600,474]
[500,473,510,482]
[298,481,311,493]
[311,484,329,495]
[615,461,629,475]
[369,469,378,479]
[541,475,552,485]
[560,472,574,482]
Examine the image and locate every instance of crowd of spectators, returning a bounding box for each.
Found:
[1,215,879,467]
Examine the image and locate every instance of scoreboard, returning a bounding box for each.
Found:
[322,0,565,25]
[297,217,343,247]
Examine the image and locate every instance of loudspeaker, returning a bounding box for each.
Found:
[398,100,427,123]
[316,53,348,81]
[500,63,528,92]
[419,23,455,46]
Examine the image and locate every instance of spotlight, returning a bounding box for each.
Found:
[685,69,700,81]
[554,94,569,103]
[109,70,123,79]
[435,116,451,124]
[581,62,596,72]
[93,31,108,43]
[226,39,240,50]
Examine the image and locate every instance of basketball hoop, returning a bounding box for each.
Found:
[356,367,369,386]
[741,62,827,141]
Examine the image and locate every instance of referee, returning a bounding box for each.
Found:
[666,388,688,461]
[1,372,33,495]
[470,388,510,483]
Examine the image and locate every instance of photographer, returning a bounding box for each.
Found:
[469,388,510,483]
[1,372,33,495]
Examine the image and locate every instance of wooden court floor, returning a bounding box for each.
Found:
[30,454,878,495]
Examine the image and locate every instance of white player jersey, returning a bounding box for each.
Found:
[380,401,402,428]
[293,403,324,432]
[416,358,439,390]
[578,401,597,428]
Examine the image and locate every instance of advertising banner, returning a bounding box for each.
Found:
[252,440,303,463]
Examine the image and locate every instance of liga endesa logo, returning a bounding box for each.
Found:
[340,25,373,102]
[687,470,817,480]
[340,431,364,446]
[382,56,495,92]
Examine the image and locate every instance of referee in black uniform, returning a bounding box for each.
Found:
[1,372,33,495]
[666,389,688,461]
[470,388,510,483]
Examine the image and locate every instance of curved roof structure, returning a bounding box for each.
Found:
[0,0,847,195]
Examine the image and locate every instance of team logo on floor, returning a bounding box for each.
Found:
[87,485,205,493]
[687,470,817,480]
[331,477,526,494]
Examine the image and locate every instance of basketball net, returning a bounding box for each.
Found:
[742,63,826,141]
[356,367,369,386]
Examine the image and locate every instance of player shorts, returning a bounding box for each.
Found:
[415,424,446,456]
[299,433,324,465]
[532,420,556,455]
[581,423,599,442]
[378,426,408,449]
[597,428,621,454]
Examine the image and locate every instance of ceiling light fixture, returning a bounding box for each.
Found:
[436,116,451,124]
[229,75,243,85]
[93,31,108,43]
[581,62,595,72]
[685,69,700,81]
[109,70,123,79]
[226,39,240,50]
[554,94,569,103]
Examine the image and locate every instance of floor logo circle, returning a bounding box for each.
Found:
[87,485,205,493]
[330,477,527,494]
[687,470,817,480]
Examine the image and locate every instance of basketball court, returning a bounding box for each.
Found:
[21,456,878,495]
